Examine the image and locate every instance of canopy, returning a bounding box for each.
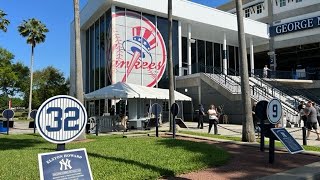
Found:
[84,82,192,101]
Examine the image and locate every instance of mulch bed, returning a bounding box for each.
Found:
[164,136,320,180]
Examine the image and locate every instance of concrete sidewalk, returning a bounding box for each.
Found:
[4,121,320,147]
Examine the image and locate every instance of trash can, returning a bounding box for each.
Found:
[0,121,7,133]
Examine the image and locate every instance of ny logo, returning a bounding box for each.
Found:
[59,158,72,171]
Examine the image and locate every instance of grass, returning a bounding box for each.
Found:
[0,134,230,180]
[179,130,242,141]
[179,131,320,152]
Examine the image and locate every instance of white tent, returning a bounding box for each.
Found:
[84,82,192,101]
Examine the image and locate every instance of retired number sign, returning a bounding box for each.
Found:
[267,98,282,124]
[36,95,87,144]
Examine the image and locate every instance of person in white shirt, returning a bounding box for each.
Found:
[263,65,270,78]
[207,104,219,134]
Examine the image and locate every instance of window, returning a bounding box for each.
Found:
[280,0,286,7]
[245,8,250,17]
[257,4,262,14]
[296,0,302,2]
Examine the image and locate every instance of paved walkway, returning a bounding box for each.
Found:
[3,121,320,147]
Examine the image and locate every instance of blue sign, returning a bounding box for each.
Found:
[255,100,268,121]
[150,103,162,116]
[271,128,304,154]
[2,109,14,119]
[170,103,179,117]
[36,95,88,144]
[30,109,37,119]
[270,16,320,37]
[38,148,93,180]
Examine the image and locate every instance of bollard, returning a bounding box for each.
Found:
[302,127,307,146]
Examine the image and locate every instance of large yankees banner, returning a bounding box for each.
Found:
[109,11,167,87]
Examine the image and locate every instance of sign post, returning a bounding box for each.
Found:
[267,98,282,164]
[255,100,268,152]
[150,103,162,137]
[30,109,37,134]
[2,109,14,135]
[170,103,179,139]
[36,95,88,150]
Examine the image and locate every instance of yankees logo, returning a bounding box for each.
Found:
[109,11,167,87]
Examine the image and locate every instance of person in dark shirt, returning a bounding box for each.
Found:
[298,101,307,127]
[198,104,205,129]
[304,101,320,140]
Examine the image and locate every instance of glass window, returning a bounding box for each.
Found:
[214,43,221,72]
[86,30,90,93]
[197,40,205,72]
[95,21,100,90]
[90,26,95,92]
[105,10,111,86]
[182,37,188,67]
[100,15,105,88]
[257,4,262,14]
[206,41,213,73]
[245,9,250,18]
[280,0,286,7]
[228,46,235,75]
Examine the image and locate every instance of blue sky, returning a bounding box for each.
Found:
[0,0,229,78]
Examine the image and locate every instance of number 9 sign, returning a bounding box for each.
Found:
[36,95,88,144]
[267,98,282,124]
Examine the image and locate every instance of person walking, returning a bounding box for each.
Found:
[304,101,320,140]
[298,101,307,127]
[263,65,270,78]
[312,102,320,126]
[198,104,205,129]
[207,104,219,134]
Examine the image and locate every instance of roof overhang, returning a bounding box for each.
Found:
[80,0,269,46]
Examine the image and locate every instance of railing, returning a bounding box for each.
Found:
[251,69,320,106]
[188,63,299,122]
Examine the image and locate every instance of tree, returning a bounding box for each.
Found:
[0,47,29,110]
[235,0,255,142]
[0,47,29,96]
[0,10,10,32]
[168,0,175,133]
[27,66,69,109]
[73,0,85,140]
[18,18,49,119]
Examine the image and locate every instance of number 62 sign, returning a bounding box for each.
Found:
[36,95,88,144]
[267,98,282,124]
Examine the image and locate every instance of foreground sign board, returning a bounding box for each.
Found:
[271,128,304,154]
[38,148,93,180]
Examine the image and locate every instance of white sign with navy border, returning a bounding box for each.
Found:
[267,98,282,124]
[36,95,88,144]
[38,148,93,180]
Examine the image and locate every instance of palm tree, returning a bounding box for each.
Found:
[74,0,86,140]
[0,10,10,32]
[18,18,49,119]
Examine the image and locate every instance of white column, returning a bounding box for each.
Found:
[223,32,227,75]
[250,38,255,76]
[111,5,116,85]
[178,21,182,76]
[111,5,116,106]
[187,24,192,75]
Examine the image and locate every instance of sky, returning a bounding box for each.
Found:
[0,0,229,78]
